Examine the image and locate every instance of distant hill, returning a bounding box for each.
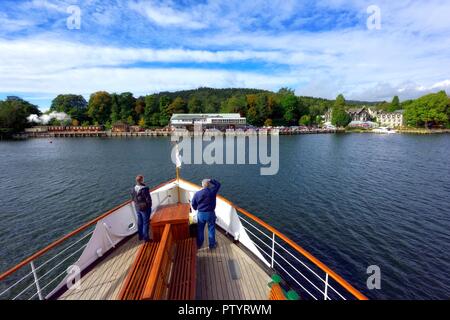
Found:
[154,87,271,101]
[346,100,382,106]
[151,87,379,106]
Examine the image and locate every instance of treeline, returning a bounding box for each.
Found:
[50,87,381,128]
[52,88,338,129]
[402,91,450,128]
[1,88,449,138]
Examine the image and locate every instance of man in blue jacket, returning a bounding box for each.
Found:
[131,175,153,242]
[192,178,221,249]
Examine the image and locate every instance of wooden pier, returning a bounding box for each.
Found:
[21,127,345,139]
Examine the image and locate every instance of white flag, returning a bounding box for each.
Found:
[175,143,182,168]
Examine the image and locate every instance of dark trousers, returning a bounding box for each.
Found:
[197,211,216,248]
[137,208,151,241]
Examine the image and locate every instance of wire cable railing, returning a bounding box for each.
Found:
[237,212,362,300]
[0,228,93,300]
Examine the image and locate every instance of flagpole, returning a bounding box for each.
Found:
[175,143,181,203]
[176,166,181,203]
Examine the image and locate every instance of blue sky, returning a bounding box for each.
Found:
[0,0,450,110]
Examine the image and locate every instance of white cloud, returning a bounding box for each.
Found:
[0,66,298,97]
[349,80,450,101]
[21,0,68,13]
[0,13,35,32]
[129,0,206,29]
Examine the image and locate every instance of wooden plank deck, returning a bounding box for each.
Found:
[196,229,271,300]
[58,227,271,300]
[59,236,141,300]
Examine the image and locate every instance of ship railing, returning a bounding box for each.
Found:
[232,208,367,301]
[0,227,94,300]
[0,179,176,300]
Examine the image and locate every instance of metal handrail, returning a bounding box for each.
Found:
[241,221,339,300]
[0,230,93,297]
[237,207,351,299]
[12,243,88,300]
[273,259,318,300]
[274,239,346,300]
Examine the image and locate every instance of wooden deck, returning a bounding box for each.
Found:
[59,236,141,300]
[196,230,271,300]
[58,228,271,300]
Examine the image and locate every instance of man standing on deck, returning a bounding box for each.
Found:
[192,178,221,249]
[131,175,152,242]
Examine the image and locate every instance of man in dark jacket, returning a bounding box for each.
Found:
[131,175,152,242]
[192,178,221,249]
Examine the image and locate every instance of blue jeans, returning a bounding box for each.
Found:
[197,211,216,248]
[137,208,151,241]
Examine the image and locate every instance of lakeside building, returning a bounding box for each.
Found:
[377,110,405,128]
[112,122,129,132]
[25,125,104,133]
[346,107,372,122]
[323,107,405,128]
[324,106,375,123]
[170,113,246,131]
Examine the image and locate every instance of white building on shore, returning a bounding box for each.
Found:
[376,110,405,128]
[323,107,405,128]
[170,113,246,131]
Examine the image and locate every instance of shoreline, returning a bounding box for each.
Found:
[7,127,450,140]
[9,129,450,140]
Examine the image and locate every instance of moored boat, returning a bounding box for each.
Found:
[372,127,397,134]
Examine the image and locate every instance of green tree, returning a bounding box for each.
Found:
[246,106,258,125]
[87,91,112,124]
[335,94,346,108]
[150,113,161,127]
[188,96,203,113]
[126,115,135,125]
[280,93,299,125]
[110,93,120,124]
[221,95,247,115]
[50,94,87,121]
[159,96,172,127]
[167,97,187,115]
[299,115,311,126]
[331,94,351,127]
[118,92,136,122]
[144,95,159,126]
[264,119,273,127]
[388,96,400,112]
[204,95,221,113]
[404,91,449,128]
[0,97,41,137]
[135,97,146,120]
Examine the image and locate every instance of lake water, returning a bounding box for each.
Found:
[0,134,449,299]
